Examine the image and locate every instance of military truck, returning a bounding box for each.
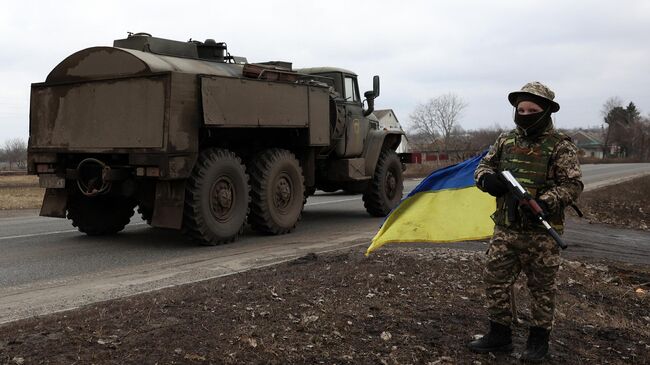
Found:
[28,33,404,244]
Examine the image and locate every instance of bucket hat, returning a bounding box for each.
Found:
[508,81,560,112]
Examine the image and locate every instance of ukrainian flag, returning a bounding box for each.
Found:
[366,151,495,255]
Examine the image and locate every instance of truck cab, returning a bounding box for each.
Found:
[296,67,379,159]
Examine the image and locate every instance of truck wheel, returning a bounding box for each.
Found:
[183,148,250,245]
[67,194,136,235]
[363,149,404,217]
[249,149,305,234]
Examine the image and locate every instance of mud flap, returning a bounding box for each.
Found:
[39,188,68,218]
[151,180,186,229]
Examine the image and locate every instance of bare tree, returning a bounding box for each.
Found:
[640,115,650,161]
[601,96,623,157]
[405,131,436,152]
[409,93,467,153]
[2,138,28,170]
[599,98,650,160]
[601,96,623,119]
[465,125,505,151]
[409,106,439,147]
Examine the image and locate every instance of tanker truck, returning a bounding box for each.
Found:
[28,32,404,244]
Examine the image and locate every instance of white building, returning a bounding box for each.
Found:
[373,109,409,153]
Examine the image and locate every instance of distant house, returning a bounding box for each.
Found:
[570,131,605,158]
[373,109,409,153]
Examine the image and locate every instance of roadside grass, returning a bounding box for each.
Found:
[0,175,42,210]
[0,187,44,210]
[0,174,38,188]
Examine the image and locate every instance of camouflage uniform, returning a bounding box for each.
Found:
[474,125,583,330]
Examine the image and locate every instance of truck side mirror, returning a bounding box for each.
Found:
[363,76,381,116]
[372,75,380,98]
[363,75,380,100]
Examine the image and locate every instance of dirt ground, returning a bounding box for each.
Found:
[1,174,649,364]
[1,248,648,365]
[576,175,650,231]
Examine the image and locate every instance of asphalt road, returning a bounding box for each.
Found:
[0,162,648,323]
[580,162,650,190]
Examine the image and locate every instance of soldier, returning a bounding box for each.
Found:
[468,82,583,362]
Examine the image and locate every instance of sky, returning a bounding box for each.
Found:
[1,0,649,141]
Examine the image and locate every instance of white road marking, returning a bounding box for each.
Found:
[0,197,366,240]
[0,222,146,241]
[0,229,79,241]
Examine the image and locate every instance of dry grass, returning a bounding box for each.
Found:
[0,175,43,210]
[0,187,44,210]
[0,174,39,188]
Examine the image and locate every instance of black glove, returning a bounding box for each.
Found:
[537,200,551,218]
[479,173,509,197]
[521,199,550,222]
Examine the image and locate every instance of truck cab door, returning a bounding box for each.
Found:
[335,75,367,157]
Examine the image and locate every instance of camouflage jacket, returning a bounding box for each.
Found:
[474,125,583,228]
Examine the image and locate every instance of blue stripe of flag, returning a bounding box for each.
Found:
[406,150,488,198]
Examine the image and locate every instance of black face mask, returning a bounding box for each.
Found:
[514,109,552,137]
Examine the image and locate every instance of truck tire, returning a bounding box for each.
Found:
[183,148,250,245]
[67,194,136,235]
[249,149,305,234]
[363,149,403,217]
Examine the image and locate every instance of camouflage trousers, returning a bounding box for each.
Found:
[484,225,561,330]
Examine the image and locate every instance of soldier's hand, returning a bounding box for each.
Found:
[479,173,509,197]
[537,200,551,217]
[520,202,538,222]
[520,200,549,221]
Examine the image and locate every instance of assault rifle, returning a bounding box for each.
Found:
[500,170,568,250]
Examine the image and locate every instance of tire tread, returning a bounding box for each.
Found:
[182,148,249,245]
[248,149,304,235]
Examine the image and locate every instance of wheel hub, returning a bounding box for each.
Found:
[210,177,235,222]
[274,175,293,211]
[385,170,397,199]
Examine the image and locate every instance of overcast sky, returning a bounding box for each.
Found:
[1,0,649,141]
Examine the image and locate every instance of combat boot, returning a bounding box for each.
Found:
[520,326,550,363]
[467,321,513,353]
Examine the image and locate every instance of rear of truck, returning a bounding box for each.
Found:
[28,46,208,232]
